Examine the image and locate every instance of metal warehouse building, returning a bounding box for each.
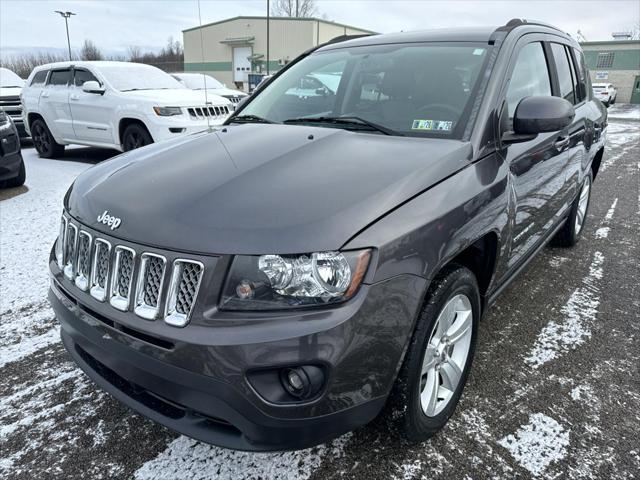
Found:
[581,40,640,103]
[182,16,374,91]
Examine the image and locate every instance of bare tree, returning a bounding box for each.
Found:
[0,51,69,78]
[271,0,316,17]
[127,45,142,62]
[80,39,103,61]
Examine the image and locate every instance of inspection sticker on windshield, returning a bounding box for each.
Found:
[411,119,453,131]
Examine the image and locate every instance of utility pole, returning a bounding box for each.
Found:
[266,0,270,75]
[296,0,299,17]
[55,10,76,61]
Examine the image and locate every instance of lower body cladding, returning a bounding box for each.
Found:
[49,266,426,451]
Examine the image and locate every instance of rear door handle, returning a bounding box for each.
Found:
[554,136,570,151]
[70,94,79,101]
[41,92,49,98]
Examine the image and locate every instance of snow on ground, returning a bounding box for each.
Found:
[134,433,352,480]
[498,413,570,476]
[0,154,91,313]
[607,104,640,121]
[525,251,604,368]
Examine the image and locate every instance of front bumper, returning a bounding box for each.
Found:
[145,113,228,143]
[50,249,425,450]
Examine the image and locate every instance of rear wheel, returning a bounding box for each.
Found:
[4,158,26,187]
[122,123,153,151]
[31,119,65,158]
[385,265,480,441]
[553,172,592,247]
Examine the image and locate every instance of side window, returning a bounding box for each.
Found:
[572,48,588,102]
[506,42,552,118]
[74,69,99,87]
[30,70,48,86]
[551,43,575,104]
[48,69,71,86]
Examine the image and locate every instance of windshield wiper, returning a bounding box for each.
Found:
[283,116,401,136]
[229,114,275,124]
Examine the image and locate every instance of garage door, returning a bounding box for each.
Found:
[233,47,252,83]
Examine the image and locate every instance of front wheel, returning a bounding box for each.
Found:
[385,265,480,441]
[122,123,153,151]
[553,172,592,247]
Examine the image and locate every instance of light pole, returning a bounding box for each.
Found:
[54,10,76,61]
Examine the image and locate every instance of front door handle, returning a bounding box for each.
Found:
[70,94,79,101]
[554,136,570,151]
[41,92,49,98]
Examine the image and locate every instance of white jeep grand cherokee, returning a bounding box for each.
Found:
[22,61,232,157]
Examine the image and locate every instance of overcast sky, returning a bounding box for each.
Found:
[1,0,639,57]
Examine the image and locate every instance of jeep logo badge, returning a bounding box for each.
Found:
[97,210,122,230]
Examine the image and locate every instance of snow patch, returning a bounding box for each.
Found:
[604,198,618,221]
[498,413,570,476]
[526,251,603,367]
[594,227,610,239]
[134,433,352,480]
[570,384,595,402]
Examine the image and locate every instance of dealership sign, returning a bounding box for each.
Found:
[595,71,609,80]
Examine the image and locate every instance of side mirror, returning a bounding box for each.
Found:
[514,96,574,134]
[502,96,575,144]
[82,80,105,94]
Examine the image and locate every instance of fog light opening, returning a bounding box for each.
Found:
[280,366,325,400]
[169,127,186,133]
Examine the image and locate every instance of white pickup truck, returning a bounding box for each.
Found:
[21,61,232,157]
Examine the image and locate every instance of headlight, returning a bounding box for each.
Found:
[153,106,183,116]
[221,250,371,310]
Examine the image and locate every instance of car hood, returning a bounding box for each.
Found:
[118,88,231,106]
[66,124,472,255]
[0,85,22,97]
[209,87,248,98]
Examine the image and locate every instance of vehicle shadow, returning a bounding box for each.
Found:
[0,185,29,201]
[21,143,120,165]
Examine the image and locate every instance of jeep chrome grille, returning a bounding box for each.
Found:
[56,216,205,327]
[110,246,135,311]
[134,253,166,319]
[63,223,78,280]
[90,239,111,301]
[165,260,203,327]
[187,105,230,119]
[74,231,92,291]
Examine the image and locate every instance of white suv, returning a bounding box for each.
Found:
[592,83,617,107]
[22,61,232,157]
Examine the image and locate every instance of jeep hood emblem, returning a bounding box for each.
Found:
[97,210,122,230]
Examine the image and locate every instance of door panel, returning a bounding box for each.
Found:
[69,69,114,144]
[501,41,569,269]
[40,69,74,140]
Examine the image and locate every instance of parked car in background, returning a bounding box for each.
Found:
[171,72,247,108]
[0,67,27,138]
[0,110,25,187]
[49,20,606,451]
[592,83,617,106]
[21,61,233,158]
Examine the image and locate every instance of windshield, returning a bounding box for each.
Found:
[0,67,24,87]
[100,64,186,91]
[240,42,491,137]
[175,73,224,90]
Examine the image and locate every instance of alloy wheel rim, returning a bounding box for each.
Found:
[33,125,49,152]
[419,293,473,417]
[575,177,591,234]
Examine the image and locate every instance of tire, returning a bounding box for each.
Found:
[4,158,26,187]
[122,123,153,151]
[553,172,592,247]
[384,265,480,441]
[31,118,65,158]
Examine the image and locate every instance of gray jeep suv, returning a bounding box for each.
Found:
[49,19,606,451]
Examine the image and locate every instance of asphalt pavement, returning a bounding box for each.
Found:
[1,109,639,479]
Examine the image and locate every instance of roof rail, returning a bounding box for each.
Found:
[489,18,568,44]
[324,33,375,46]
